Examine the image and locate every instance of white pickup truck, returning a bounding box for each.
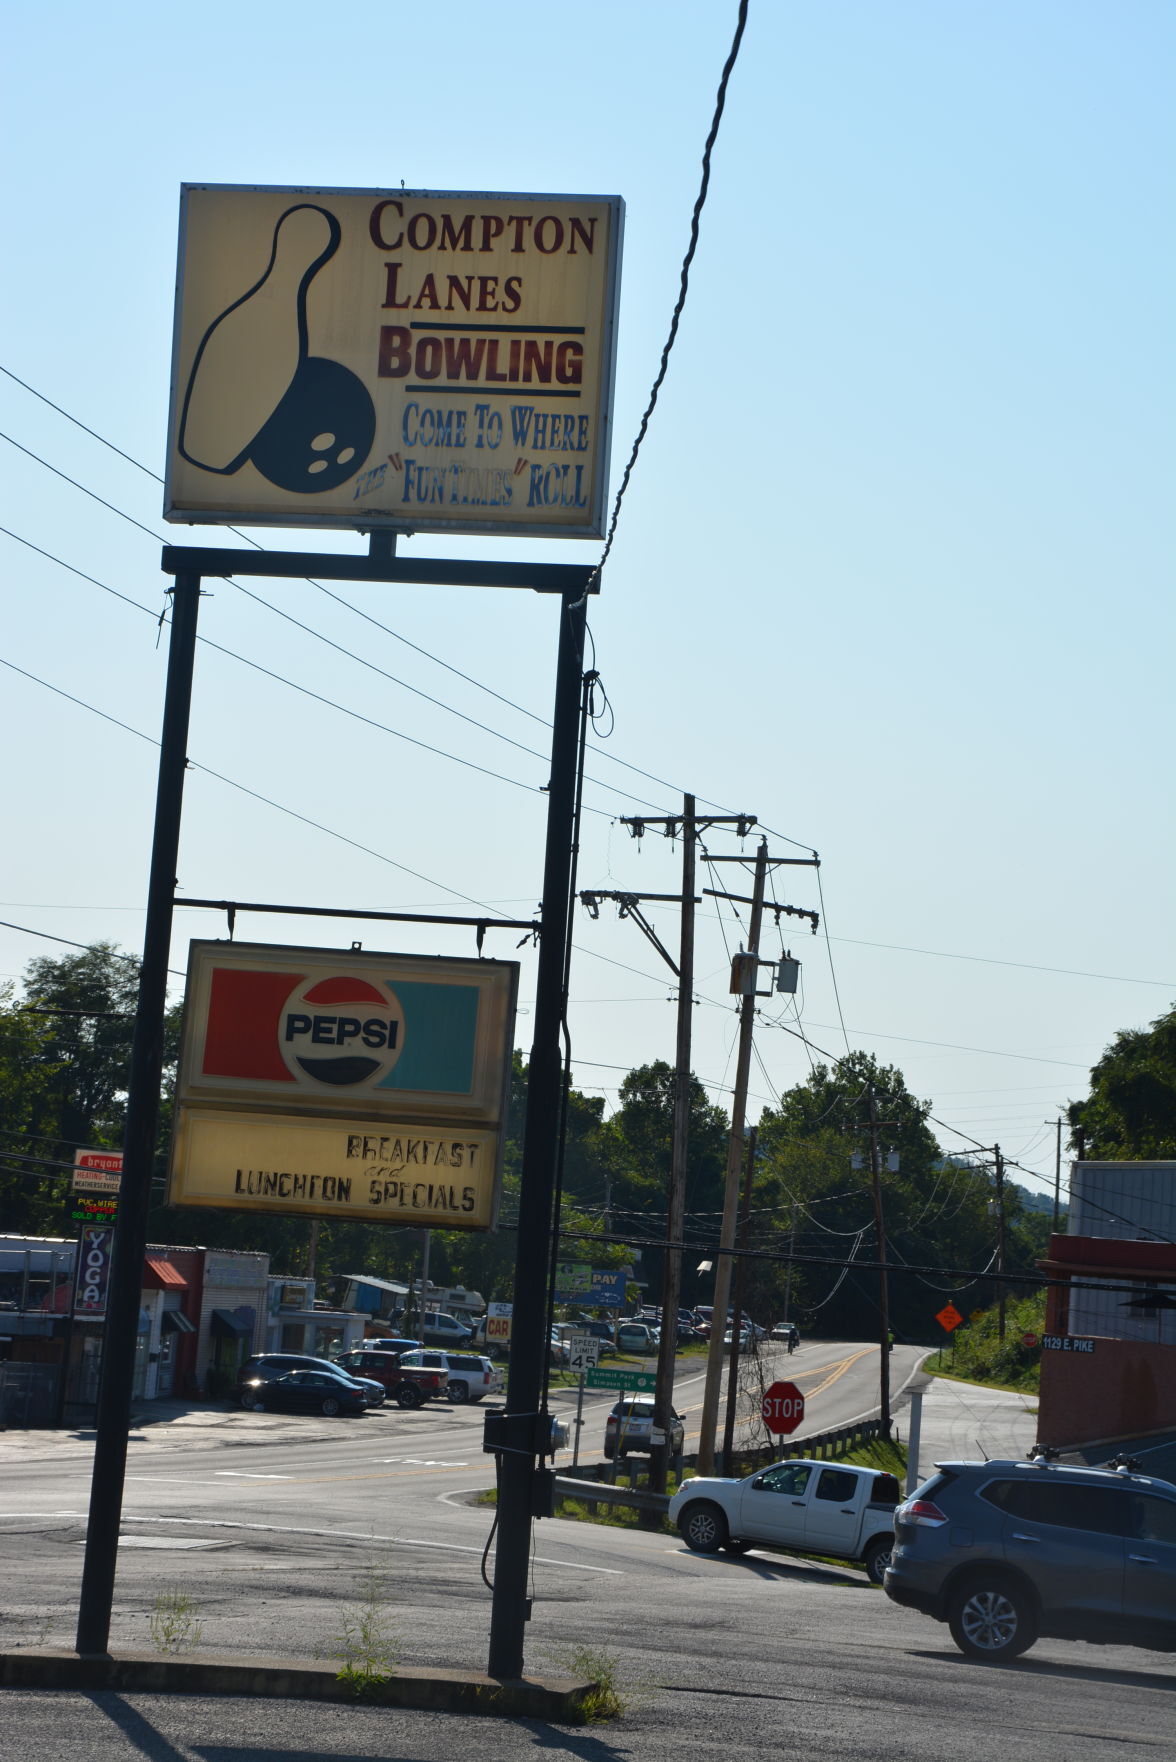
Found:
[668,1458,901,1583]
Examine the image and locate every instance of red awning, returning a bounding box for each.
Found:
[143,1256,189,1290]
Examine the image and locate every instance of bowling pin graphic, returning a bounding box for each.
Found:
[179,203,374,494]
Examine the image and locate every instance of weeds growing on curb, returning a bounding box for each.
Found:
[148,1588,204,1654]
[326,1569,400,1698]
[544,1642,626,1722]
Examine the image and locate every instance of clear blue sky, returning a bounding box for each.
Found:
[1,1,1172,1208]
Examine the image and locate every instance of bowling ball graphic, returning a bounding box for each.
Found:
[248,356,376,494]
[278,973,405,1089]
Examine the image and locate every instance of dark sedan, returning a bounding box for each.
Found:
[244,1369,367,1416]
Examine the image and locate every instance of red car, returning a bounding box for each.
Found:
[335,1347,448,1408]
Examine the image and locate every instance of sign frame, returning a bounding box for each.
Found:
[164,183,624,541]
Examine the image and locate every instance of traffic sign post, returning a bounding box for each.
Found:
[567,1334,601,1469]
[761,1380,805,1437]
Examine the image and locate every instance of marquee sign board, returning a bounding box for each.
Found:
[164,184,624,539]
[73,1149,123,1194]
[167,941,518,1230]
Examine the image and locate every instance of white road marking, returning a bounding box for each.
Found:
[214,1471,292,1479]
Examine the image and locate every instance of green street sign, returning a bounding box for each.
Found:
[585,1367,656,1393]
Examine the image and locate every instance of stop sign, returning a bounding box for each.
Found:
[762,1380,805,1435]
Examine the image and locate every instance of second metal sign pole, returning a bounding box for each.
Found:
[76,571,202,1655]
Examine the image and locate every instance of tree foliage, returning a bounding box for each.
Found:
[1067,1004,1176,1160]
[753,1052,1043,1343]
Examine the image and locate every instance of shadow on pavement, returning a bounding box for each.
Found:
[911,1647,1176,1691]
[86,1694,188,1762]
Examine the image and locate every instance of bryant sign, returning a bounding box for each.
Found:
[164,184,624,538]
[168,941,517,1229]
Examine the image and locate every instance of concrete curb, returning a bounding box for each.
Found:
[0,1647,595,1722]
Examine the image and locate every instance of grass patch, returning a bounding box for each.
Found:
[324,1567,399,1698]
[541,1643,627,1722]
[148,1588,204,1654]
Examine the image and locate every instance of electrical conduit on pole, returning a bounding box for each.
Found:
[696,840,768,1476]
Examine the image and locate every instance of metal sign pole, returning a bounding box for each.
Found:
[487,590,587,1681]
[76,572,202,1655]
[573,1371,585,1470]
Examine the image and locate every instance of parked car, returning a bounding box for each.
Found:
[335,1346,447,1408]
[604,1396,685,1461]
[549,1330,571,1366]
[240,1366,368,1417]
[395,1347,455,1395]
[236,1353,385,1409]
[615,1322,658,1355]
[670,1458,900,1580]
[885,1452,1176,1660]
[440,1352,503,1404]
[419,1312,474,1348]
[572,1318,616,1342]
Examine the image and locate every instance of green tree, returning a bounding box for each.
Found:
[1067,1004,1176,1159]
[755,1053,1024,1342]
[0,943,184,1235]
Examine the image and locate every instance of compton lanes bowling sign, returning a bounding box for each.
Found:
[167,941,517,1229]
[164,185,624,538]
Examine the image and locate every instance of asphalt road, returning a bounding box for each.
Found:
[1,1342,1171,1760]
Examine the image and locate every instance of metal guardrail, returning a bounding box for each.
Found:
[553,1474,670,1514]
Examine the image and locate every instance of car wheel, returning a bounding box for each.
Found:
[863,1535,893,1585]
[679,1501,728,1554]
[240,1392,262,1410]
[449,1381,470,1404]
[948,1577,1038,1661]
[320,1396,341,1416]
[396,1385,424,1409]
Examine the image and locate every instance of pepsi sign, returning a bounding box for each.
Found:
[168,941,518,1231]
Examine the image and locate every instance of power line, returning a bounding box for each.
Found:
[0,655,524,920]
[2,365,824,847]
[588,0,750,590]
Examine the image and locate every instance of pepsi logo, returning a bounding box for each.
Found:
[278,973,405,1089]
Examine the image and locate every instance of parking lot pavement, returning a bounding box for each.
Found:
[896,1366,1039,1478]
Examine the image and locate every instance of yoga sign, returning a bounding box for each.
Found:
[164,184,624,538]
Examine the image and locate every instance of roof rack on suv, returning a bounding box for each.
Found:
[1106,1451,1144,1475]
[1026,1444,1061,1464]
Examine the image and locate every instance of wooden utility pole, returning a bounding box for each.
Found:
[720,1126,756,1475]
[866,1086,891,1437]
[994,1143,1007,1339]
[651,795,696,1497]
[697,840,769,1475]
[588,804,757,1500]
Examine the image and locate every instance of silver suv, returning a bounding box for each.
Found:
[885,1452,1176,1661]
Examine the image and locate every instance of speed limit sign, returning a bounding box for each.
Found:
[567,1333,600,1374]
